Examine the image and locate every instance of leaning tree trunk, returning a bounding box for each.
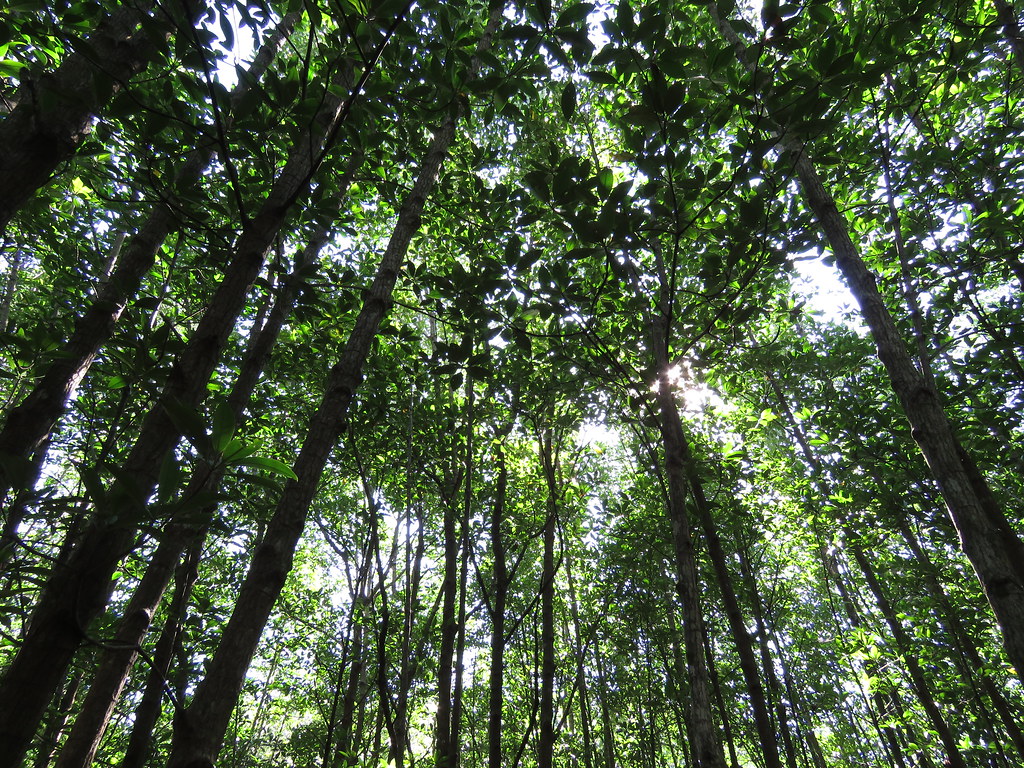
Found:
[708,2,1024,687]
[0,38,362,768]
[651,309,727,768]
[52,172,348,768]
[0,12,299,523]
[0,1,202,230]
[163,14,498,760]
[676,425,783,768]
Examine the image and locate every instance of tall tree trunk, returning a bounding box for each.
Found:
[737,546,799,768]
[162,14,497,760]
[537,427,560,768]
[710,1,1024,686]
[849,545,967,768]
[0,1,197,230]
[893,516,1024,760]
[0,248,23,333]
[487,448,509,768]
[117,542,201,768]
[30,671,83,768]
[565,552,596,768]
[0,12,299,515]
[0,38,362,764]
[676,425,782,768]
[18,168,350,768]
[651,309,726,768]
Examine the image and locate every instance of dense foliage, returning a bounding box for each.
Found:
[0,0,1022,767]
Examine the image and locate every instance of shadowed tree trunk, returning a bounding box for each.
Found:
[709,0,1024,687]
[0,29,362,764]
[0,1,201,230]
[0,11,299,522]
[163,14,499,763]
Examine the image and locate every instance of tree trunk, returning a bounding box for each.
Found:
[677,427,782,768]
[117,542,201,768]
[651,308,726,768]
[162,14,493,758]
[487,448,509,768]
[849,545,967,768]
[0,73,352,768]
[0,12,299,513]
[0,1,194,230]
[710,0,1024,688]
[537,427,560,768]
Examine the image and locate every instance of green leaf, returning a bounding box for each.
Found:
[157,451,182,505]
[211,402,236,453]
[560,81,577,120]
[234,455,299,482]
[163,399,211,456]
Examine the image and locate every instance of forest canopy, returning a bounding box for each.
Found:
[0,0,1022,767]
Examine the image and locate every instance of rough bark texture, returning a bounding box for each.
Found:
[707,0,1024,687]
[790,148,1024,684]
[0,0,175,230]
[164,56,469,767]
[0,11,299,542]
[680,432,782,768]
[0,36,346,766]
[653,319,727,768]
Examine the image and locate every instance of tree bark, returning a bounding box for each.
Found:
[0,30,354,765]
[677,429,782,768]
[162,14,490,759]
[0,11,299,536]
[537,427,560,768]
[653,340,726,768]
[487,448,509,768]
[710,0,1024,687]
[0,1,191,230]
[117,541,201,768]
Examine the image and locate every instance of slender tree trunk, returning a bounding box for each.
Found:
[701,628,738,768]
[711,1,1024,686]
[0,248,22,333]
[30,671,83,768]
[450,379,474,768]
[435,473,461,768]
[849,545,967,768]
[46,171,349,768]
[676,426,782,768]
[0,1,195,230]
[894,517,1024,760]
[537,427,560,768]
[162,15,497,760]
[565,552,596,768]
[595,649,617,768]
[738,547,799,768]
[0,11,299,532]
[0,27,371,762]
[117,542,201,768]
[652,312,726,768]
[488,448,509,768]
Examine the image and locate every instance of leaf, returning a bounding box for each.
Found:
[211,402,236,453]
[234,455,299,482]
[157,451,182,505]
[163,399,211,456]
[560,81,577,121]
